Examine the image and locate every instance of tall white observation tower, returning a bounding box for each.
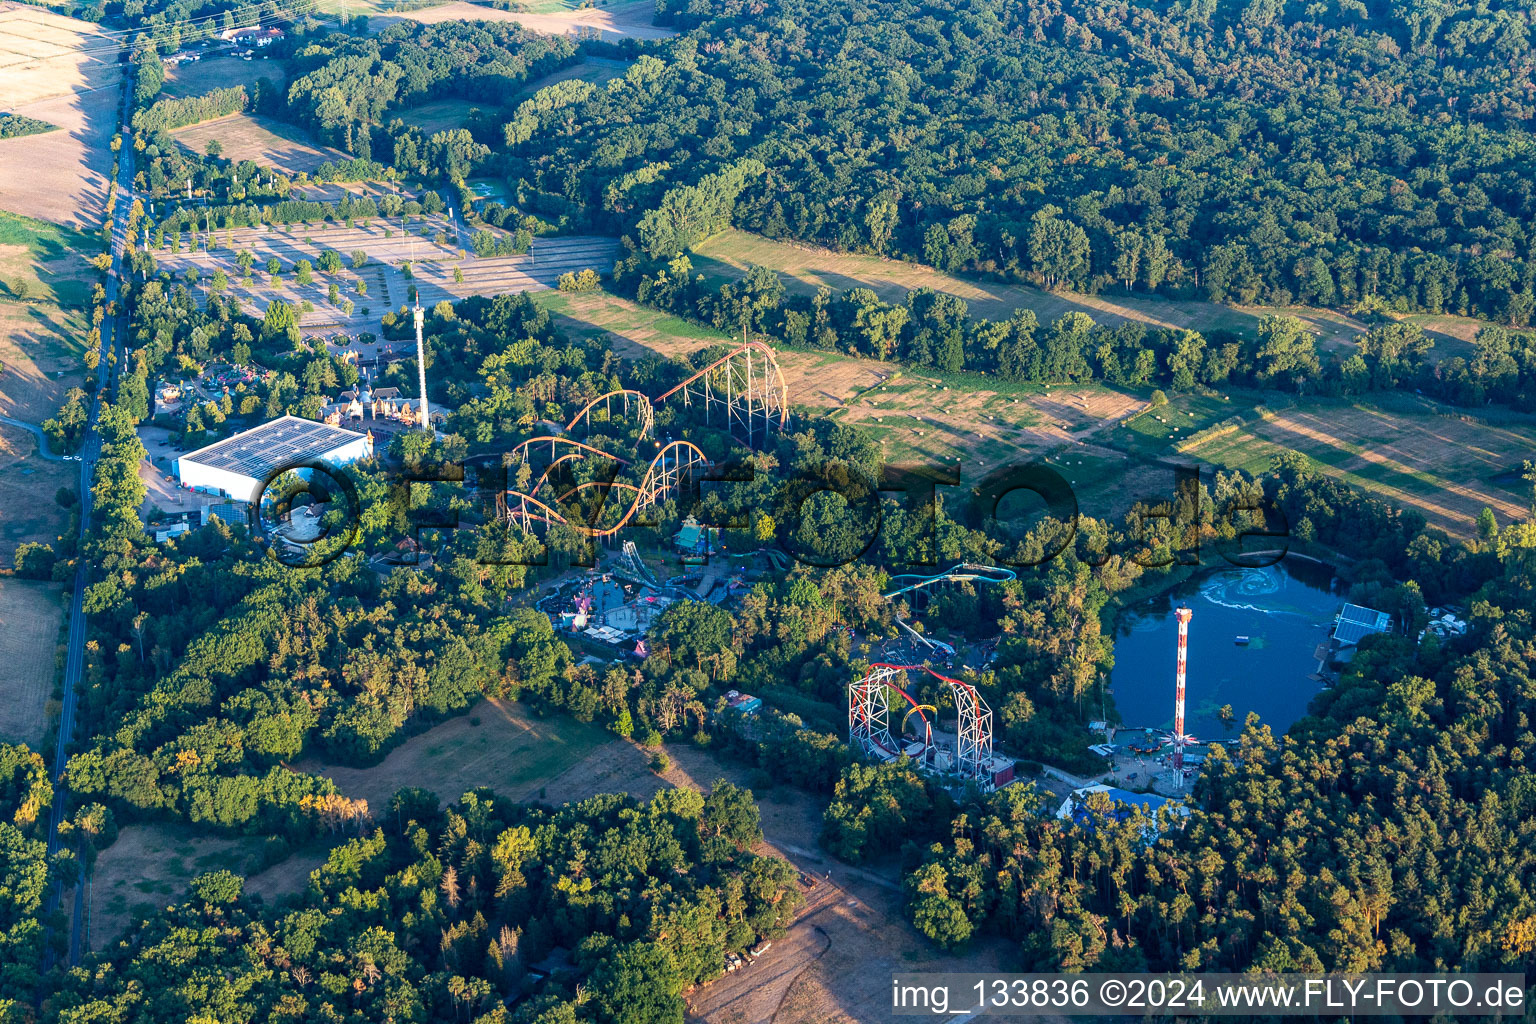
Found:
[412,299,432,432]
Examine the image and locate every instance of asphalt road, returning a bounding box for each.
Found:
[41,57,135,970]
[0,414,70,461]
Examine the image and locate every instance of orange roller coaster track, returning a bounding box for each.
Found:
[565,389,656,440]
[499,440,708,538]
[655,341,789,447]
[510,435,631,466]
[498,338,788,536]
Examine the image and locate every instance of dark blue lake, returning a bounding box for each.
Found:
[1107,563,1339,740]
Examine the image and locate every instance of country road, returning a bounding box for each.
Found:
[0,413,70,461]
[40,53,135,971]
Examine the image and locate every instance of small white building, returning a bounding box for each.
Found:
[175,415,373,503]
[220,26,283,45]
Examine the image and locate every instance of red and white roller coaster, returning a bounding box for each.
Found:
[495,341,790,537]
[848,663,994,784]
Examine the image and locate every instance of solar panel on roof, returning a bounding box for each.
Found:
[1334,603,1392,645]
[179,416,367,480]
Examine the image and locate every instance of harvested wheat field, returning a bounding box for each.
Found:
[172,113,349,176]
[0,5,123,225]
[0,577,61,748]
[371,0,676,40]
[0,3,117,106]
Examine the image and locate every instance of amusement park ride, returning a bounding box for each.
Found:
[494,340,790,537]
[843,563,1022,788]
[848,663,1004,787]
[882,563,1018,657]
[498,338,1014,787]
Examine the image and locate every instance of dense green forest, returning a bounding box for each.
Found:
[167,1,1536,325]
[0,742,62,1010]
[283,21,578,170]
[495,0,1536,321]
[46,787,802,1023]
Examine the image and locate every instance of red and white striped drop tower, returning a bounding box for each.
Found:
[1172,607,1193,772]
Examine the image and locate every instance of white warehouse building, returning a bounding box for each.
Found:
[175,416,374,503]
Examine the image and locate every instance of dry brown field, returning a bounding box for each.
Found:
[162,54,291,98]
[0,577,61,748]
[0,423,76,556]
[0,301,88,421]
[371,0,677,40]
[171,113,349,176]
[83,822,321,951]
[0,5,123,226]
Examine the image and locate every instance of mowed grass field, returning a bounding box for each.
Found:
[162,54,290,99]
[0,213,94,430]
[691,229,1493,356]
[393,97,495,133]
[297,698,615,810]
[0,577,61,748]
[85,822,318,951]
[1180,395,1536,535]
[171,113,349,176]
[0,210,98,308]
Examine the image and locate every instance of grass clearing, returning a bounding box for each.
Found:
[506,57,628,105]
[692,229,1493,355]
[0,577,61,748]
[171,113,350,176]
[1181,396,1536,535]
[393,97,495,133]
[85,823,275,951]
[162,55,290,99]
[296,698,614,810]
